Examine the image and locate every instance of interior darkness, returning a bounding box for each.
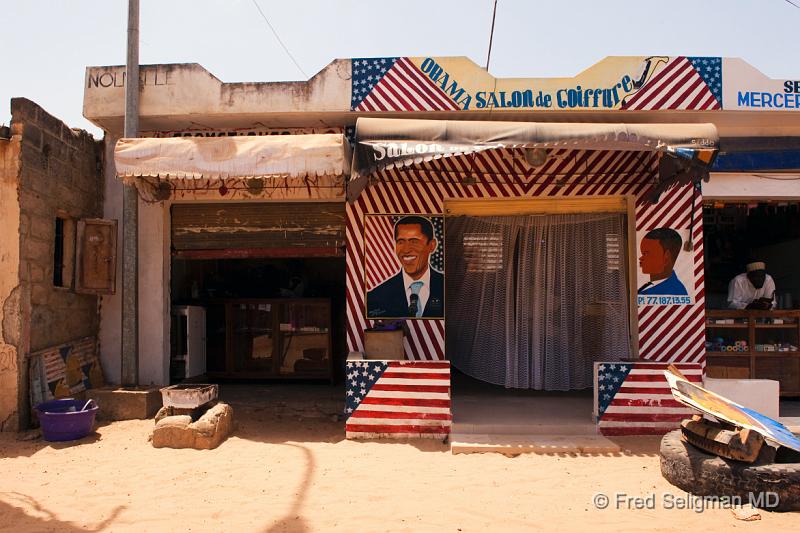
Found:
[704,201,800,309]
[170,257,347,382]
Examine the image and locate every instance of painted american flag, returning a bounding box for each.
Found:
[351,57,460,112]
[345,360,451,439]
[622,56,722,111]
[596,361,703,436]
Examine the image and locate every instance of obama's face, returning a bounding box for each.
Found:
[394,223,437,280]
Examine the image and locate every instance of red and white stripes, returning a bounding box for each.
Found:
[346,148,705,367]
[597,362,703,436]
[635,185,706,364]
[355,57,460,112]
[622,56,720,111]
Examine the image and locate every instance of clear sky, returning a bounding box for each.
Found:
[2,0,799,137]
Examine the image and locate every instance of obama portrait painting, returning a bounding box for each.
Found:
[366,215,444,319]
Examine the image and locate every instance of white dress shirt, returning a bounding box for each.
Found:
[402,266,431,314]
[727,273,776,309]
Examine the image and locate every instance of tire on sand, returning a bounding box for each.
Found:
[660,429,800,511]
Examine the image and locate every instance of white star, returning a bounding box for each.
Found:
[360,388,366,395]
[346,390,354,396]
[380,58,386,64]
[603,394,610,400]
[354,397,361,403]
[354,60,360,67]
[598,374,605,381]
[359,381,366,387]
[367,75,374,81]
[620,365,629,372]
[598,365,606,372]
[612,377,619,383]
[361,371,368,377]
[346,407,353,413]
[609,364,616,370]
[381,67,387,73]
[368,374,375,380]
[350,380,357,386]
[599,384,605,391]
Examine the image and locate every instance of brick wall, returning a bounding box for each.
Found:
[0,98,104,430]
[13,98,104,352]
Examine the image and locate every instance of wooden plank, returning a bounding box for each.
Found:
[171,202,345,251]
[173,246,343,259]
[444,195,628,216]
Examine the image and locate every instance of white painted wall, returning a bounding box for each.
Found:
[99,137,170,387]
[137,199,170,386]
[704,173,800,200]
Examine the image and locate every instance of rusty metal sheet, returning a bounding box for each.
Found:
[170,202,345,255]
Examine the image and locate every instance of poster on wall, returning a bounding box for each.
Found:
[636,227,694,305]
[364,214,444,319]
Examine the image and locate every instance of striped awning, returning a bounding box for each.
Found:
[349,118,718,203]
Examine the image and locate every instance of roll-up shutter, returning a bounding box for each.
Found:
[171,202,345,259]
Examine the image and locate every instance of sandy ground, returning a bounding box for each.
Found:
[1,385,798,532]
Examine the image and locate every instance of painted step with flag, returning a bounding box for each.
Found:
[596,362,703,436]
[345,360,451,439]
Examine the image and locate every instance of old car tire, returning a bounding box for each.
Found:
[660,429,800,511]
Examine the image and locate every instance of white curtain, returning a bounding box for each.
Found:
[446,213,631,390]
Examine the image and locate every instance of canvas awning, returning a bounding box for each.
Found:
[349,118,718,202]
[114,134,349,201]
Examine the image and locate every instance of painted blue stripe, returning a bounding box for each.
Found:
[712,150,800,171]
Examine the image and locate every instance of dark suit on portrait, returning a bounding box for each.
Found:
[638,270,688,296]
[367,269,445,318]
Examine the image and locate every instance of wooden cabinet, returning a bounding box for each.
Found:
[205,298,333,381]
[705,310,800,395]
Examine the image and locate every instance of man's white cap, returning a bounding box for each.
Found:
[746,261,766,272]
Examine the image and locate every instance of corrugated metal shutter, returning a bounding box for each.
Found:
[171,202,345,258]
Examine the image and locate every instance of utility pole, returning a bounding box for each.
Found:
[121,0,140,386]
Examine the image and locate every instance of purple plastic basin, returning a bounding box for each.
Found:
[34,399,98,442]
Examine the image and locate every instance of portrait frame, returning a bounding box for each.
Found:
[363,213,445,320]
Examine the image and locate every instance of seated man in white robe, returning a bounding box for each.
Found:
[727,261,776,310]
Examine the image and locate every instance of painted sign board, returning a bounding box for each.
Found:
[636,227,695,306]
[364,214,445,320]
[723,58,800,111]
[664,365,800,453]
[351,56,724,112]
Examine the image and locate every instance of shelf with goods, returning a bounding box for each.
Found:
[705,309,800,396]
[205,298,333,381]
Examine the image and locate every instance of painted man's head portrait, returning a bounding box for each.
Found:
[393,215,437,281]
[639,227,682,282]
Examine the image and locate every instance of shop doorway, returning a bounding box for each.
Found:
[445,199,633,431]
[170,257,346,383]
[168,201,347,384]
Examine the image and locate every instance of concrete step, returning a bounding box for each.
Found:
[451,421,599,436]
[450,433,621,455]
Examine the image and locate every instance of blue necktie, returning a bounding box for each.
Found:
[409,281,423,317]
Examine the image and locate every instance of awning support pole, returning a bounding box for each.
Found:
[121,0,139,386]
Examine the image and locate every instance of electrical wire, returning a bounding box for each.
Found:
[485,0,499,70]
[784,0,800,9]
[250,0,308,78]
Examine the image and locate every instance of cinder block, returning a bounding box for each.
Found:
[92,387,162,420]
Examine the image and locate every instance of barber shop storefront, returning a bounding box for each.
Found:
[82,54,800,441]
